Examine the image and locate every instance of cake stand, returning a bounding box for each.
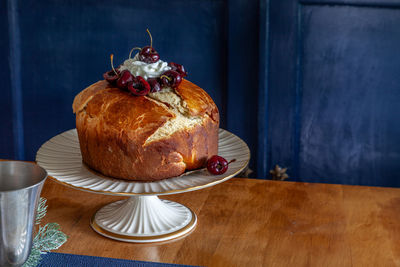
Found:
[36,129,250,243]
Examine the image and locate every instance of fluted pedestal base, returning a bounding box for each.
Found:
[90,196,197,243]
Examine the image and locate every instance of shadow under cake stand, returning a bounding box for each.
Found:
[36,129,250,243]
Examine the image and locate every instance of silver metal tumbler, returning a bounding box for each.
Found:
[0,161,47,267]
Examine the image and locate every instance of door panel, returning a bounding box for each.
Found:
[268,0,400,186]
[300,4,400,185]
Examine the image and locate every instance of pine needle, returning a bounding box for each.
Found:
[35,198,47,225]
[22,198,67,267]
[35,223,67,252]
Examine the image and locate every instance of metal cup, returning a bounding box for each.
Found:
[0,161,47,267]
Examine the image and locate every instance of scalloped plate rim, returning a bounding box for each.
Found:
[36,128,250,196]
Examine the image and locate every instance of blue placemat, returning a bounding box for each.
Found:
[37,252,195,267]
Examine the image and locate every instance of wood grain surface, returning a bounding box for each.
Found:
[41,177,400,266]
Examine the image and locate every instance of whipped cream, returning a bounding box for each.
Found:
[118,53,171,80]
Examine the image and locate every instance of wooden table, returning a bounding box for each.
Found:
[41,177,400,266]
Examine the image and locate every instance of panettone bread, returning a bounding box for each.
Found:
[72,79,219,181]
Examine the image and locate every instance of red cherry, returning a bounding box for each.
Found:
[139,46,160,63]
[160,70,182,88]
[104,54,121,84]
[116,70,134,89]
[168,62,187,77]
[103,70,119,84]
[137,29,160,63]
[207,155,229,175]
[127,76,151,96]
[148,78,161,93]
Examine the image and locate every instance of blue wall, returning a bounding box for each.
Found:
[1,0,260,173]
[2,0,400,186]
[1,0,14,160]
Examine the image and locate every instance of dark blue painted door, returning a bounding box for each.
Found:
[263,0,400,186]
[2,0,400,186]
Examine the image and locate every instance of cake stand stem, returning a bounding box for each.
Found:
[90,195,197,243]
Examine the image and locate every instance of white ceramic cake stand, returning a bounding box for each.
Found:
[36,129,250,243]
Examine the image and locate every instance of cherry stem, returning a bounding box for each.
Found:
[146,28,153,48]
[228,159,236,165]
[129,47,142,59]
[110,54,118,76]
[160,75,172,81]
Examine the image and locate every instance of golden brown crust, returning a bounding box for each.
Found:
[73,80,109,114]
[175,79,219,122]
[73,79,219,181]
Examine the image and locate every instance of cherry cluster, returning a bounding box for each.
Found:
[103,60,187,96]
[102,30,187,96]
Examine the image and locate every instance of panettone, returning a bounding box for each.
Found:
[72,79,219,181]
